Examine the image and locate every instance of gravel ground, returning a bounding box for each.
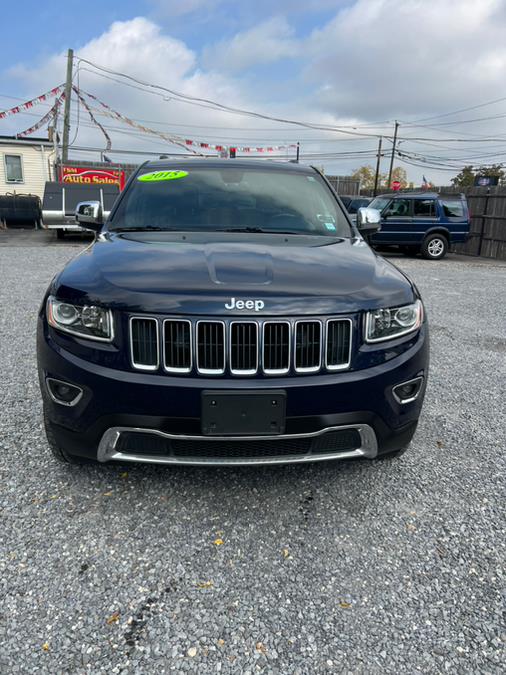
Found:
[0,236,505,673]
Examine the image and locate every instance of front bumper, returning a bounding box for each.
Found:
[38,319,429,465]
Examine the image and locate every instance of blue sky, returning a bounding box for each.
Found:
[2,0,506,185]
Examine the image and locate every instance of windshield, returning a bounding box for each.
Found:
[110,167,351,237]
[369,197,391,212]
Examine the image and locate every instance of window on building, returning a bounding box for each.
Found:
[4,154,23,183]
[413,199,436,217]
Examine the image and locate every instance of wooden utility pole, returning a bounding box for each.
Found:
[387,120,399,189]
[61,48,74,164]
[373,136,383,196]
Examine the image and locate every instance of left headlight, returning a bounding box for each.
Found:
[365,299,423,343]
[47,297,113,342]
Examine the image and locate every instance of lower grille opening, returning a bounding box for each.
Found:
[116,429,361,460]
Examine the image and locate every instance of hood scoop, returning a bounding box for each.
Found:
[206,247,273,286]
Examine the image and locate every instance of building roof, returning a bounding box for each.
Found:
[0,134,52,147]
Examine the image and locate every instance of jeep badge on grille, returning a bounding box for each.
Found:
[225,298,265,311]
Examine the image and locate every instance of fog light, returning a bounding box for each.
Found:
[46,378,83,406]
[392,377,423,404]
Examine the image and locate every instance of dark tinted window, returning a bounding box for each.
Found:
[413,199,436,217]
[441,199,465,218]
[111,167,351,237]
[348,198,371,214]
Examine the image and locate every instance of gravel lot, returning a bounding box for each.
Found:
[0,233,505,673]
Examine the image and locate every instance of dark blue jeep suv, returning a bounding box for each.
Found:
[37,159,429,466]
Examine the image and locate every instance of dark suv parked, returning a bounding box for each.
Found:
[368,192,470,259]
[37,160,429,467]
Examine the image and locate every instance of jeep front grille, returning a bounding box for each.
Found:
[129,317,352,375]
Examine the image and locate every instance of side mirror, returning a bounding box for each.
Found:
[357,207,381,234]
[75,201,103,232]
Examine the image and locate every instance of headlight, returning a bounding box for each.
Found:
[365,300,423,343]
[47,297,113,342]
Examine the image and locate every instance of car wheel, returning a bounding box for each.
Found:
[56,229,65,240]
[421,234,448,260]
[43,408,92,464]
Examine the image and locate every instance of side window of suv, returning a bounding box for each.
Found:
[441,199,465,218]
[413,199,436,218]
[384,199,411,217]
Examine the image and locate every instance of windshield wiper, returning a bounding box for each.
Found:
[111,226,167,232]
[218,227,303,235]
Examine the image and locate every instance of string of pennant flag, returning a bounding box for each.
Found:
[16,95,64,138]
[0,85,64,119]
[2,83,299,155]
[79,88,297,153]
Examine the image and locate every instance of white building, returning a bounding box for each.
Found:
[0,135,56,199]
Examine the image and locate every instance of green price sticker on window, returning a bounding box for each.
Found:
[137,170,188,182]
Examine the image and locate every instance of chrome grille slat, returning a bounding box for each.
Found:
[196,321,225,374]
[326,318,352,370]
[295,320,322,373]
[163,320,192,373]
[263,321,290,374]
[130,317,159,370]
[230,321,258,374]
[130,316,351,376]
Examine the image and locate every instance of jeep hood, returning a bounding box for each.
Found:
[53,232,415,315]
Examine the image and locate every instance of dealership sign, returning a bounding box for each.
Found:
[60,166,126,190]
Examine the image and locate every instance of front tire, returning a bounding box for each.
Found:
[421,234,448,260]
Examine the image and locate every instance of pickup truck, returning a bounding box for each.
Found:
[41,181,119,239]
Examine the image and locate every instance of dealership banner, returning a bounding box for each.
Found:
[60,166,126,190]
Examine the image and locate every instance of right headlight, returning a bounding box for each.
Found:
[47,297,114,342]
[365,299,423,343]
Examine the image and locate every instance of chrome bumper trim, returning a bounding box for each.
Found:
[97,424,378,466]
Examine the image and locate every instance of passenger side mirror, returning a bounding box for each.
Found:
[357,207,381,234]
[75,201,103,232]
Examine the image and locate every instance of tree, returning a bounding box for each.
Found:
[451,164,506,187]
[351,164,408,190]
[351,165,378,190]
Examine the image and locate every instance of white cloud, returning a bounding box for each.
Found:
[304,0,506,119]
[8,18,255,156]
[203,16,299,72]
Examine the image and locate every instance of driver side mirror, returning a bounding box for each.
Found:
[357,207,381,234]
[75,201,103,232]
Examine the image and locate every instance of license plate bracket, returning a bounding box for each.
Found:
[202,390,286,436]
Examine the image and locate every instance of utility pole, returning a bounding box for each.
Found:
[296,142,300,163]
[61,48,74,164]
[387,120,399,189]
[373,136,383,196]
